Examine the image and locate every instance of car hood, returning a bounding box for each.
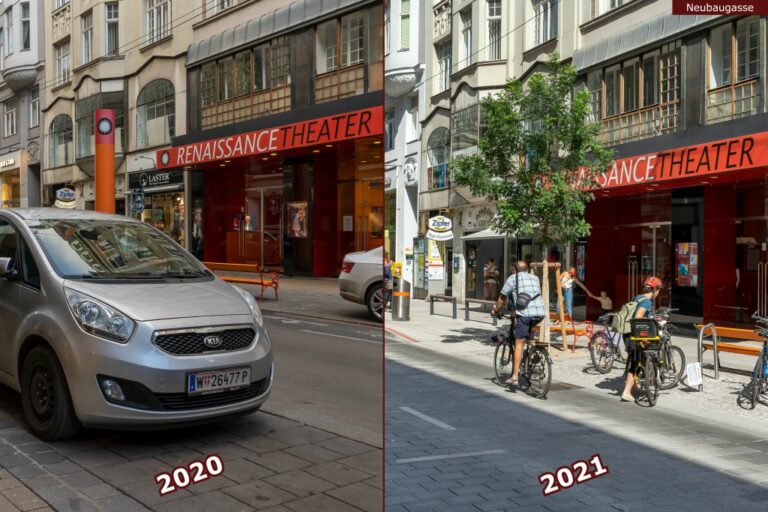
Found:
[63,278,252,321]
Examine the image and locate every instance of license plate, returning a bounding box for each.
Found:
[187,367,251,395]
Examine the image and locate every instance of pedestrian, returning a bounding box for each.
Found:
[483,258,500,302]
[491,261,545,387]
[620,276,663,403]
[588,290,614,313]
[560,267,578,319]
[384,252,393,309]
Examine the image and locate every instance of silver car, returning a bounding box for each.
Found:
[339,246,384,322]
[0,209,273,440]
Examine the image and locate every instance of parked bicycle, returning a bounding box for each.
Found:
[652,307,686,389]
[588,312,625,373]
[492,313,552,399]
[738,312,768,410]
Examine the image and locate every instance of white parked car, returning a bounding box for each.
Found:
[339,247,384,322]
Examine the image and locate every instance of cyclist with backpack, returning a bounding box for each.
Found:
[614,276,664,402]
[491,261,546,387]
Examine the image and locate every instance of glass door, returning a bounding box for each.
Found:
[641,223,672,308]
[244,186,283,270]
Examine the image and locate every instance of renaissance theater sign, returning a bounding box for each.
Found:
[156,107,383,169]
[581,131,768,191]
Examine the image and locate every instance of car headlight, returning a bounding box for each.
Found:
[64,288,135,343]
[233,285,263,327]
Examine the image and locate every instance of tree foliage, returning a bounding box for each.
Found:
[453,53,614,246]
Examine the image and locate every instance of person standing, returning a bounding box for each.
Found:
[560,267,577,319]
[483,258,500,301]
[384,252,393,309]
[620,276,663,403]
[491,261,546,387]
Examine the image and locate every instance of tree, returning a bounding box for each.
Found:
[453,53,614,342]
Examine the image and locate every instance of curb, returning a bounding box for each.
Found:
[385,325,419,343]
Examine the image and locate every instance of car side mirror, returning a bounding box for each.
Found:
[0,257,17,280]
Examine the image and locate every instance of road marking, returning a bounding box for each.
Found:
[386,327,419,343]
[395,449,506,464]
[399,407,456,431]
[301,330,383,344]
[263,315,328,327]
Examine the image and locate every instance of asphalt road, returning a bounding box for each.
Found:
[262,313,383,448]
[386,338,768,511]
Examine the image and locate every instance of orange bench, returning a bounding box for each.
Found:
[203,262,280,300]
[696,324,762,357]
[549,312,593,352]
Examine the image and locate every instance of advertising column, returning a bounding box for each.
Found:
[426,215,453,296]
[94,109,116,213]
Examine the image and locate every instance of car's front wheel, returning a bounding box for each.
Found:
[20,346,81,440]
[366,286,384,322]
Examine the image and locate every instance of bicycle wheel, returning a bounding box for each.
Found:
[524,346,552,399]
[589,331,614,374]
[644,352,660,407]
[494,342,513,386]
[659,345,686,390]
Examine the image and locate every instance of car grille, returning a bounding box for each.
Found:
[155,378,269,410]
[153,328,256,355]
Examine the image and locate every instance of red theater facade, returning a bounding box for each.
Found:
[584,127,768,327]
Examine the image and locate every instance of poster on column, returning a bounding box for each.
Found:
[676,243,698,287]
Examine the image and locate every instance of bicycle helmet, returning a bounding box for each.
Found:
[644,276,663,289]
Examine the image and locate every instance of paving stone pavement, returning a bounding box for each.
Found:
[0,386,381,512]
[385,345,768,511]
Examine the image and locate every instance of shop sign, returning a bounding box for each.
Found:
[157,106,384,169]
[129,170,184,189]
[582,132,768,191]
[426,230,454,241]
[0,158,15,168]
[428,216,453,232]
[56,188,75,201]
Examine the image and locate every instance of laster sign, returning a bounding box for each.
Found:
[157,107,383,169]
[581,132,768,190]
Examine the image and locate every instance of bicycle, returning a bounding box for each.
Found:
[738,312,768,410]
[628,320,663,407]
[588,313,625,373]
[651,307,686,389]
[492,312,553,399]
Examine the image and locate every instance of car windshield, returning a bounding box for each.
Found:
[26,219,209,279]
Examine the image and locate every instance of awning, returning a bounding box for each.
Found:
[461,228,508,241]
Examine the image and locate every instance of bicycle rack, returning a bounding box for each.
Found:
[697,323,720,391]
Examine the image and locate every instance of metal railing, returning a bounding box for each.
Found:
[758,262,768,318]
[697,323,720,391]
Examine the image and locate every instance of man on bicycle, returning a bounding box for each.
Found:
[491,261,546,387]
[621,276,663,402]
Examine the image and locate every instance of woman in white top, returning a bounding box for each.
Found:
[483,259,500,301]
[560,268,576,319]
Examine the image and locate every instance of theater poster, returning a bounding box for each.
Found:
[676,243,698,287]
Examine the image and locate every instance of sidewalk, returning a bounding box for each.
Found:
[215,272,378,325]
[385,298,768,430]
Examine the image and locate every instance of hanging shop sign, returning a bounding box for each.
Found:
[426,215,454,241]
[157,106,384,169]
[580,131,768,191]
[54,187,76,209]
[128,170,184,190]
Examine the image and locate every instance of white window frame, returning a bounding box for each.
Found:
[623,58,639,113]
[210,0,232,15]
[587,70,602,122]
[642,51,659,108]
[385,109,396,151]
[30,87,39,128]
[106,3,119,56]
[316,20,338,74]
[4,100,16,137]
[736,17,760,82]
[709,24,733,89]
[400,0,411,51]
[253,45,269,91]
[21,2,30,51]
[55,0,70,9]
[384,4,390,55]
[0,29,4,72]
[604,64,620,117]
[460,9,472,69]
[54,41,70,86]
[5,9,13,55]
[146,0,172,45]
[487,0,502,61]
[341,12,365,67]
[437,42,451,93]
[82,11,93,64]
[534,0,558,47]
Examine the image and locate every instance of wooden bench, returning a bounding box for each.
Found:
[696,324,762,357]
[203,261,280,300]
[464,299,498,325]
[430,294,457,319]
[549,312,593,353]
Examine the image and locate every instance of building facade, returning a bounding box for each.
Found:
[156,0,384,276]
[41,0,200,245]
[385,0,425,284]
[0,0,44,210]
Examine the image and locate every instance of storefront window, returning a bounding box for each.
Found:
[0,169,20,208]
[140,192,185,244]
[136,79,175,148]
[49,114,73,167]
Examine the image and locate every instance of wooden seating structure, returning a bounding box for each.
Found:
[203,261,280,300]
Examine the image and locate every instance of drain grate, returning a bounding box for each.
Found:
[549,382,583,391]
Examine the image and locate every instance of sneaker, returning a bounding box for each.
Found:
[620,392,634,402]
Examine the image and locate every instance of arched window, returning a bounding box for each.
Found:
[136,79,175,148]
[426,127,450,190]
[49,115,73,167]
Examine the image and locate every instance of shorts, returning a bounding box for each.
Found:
[514,316,543,340]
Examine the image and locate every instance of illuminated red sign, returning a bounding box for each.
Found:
[581,132,768,190]
[157,107,383,169]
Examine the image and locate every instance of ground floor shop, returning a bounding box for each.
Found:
[159,105,384,276]
[128,170,186,245]
[0,148,41,209]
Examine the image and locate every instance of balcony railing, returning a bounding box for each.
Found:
[201,85,291,130]
[600,100,680,146]
[706,79,760,125]
[315,64,365,104]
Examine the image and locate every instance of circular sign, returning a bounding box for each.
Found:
[97,118,113,135]
[160,151,170,166]
[139,173,149,188]
[428,215,453,233]
[56,187,76,202]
